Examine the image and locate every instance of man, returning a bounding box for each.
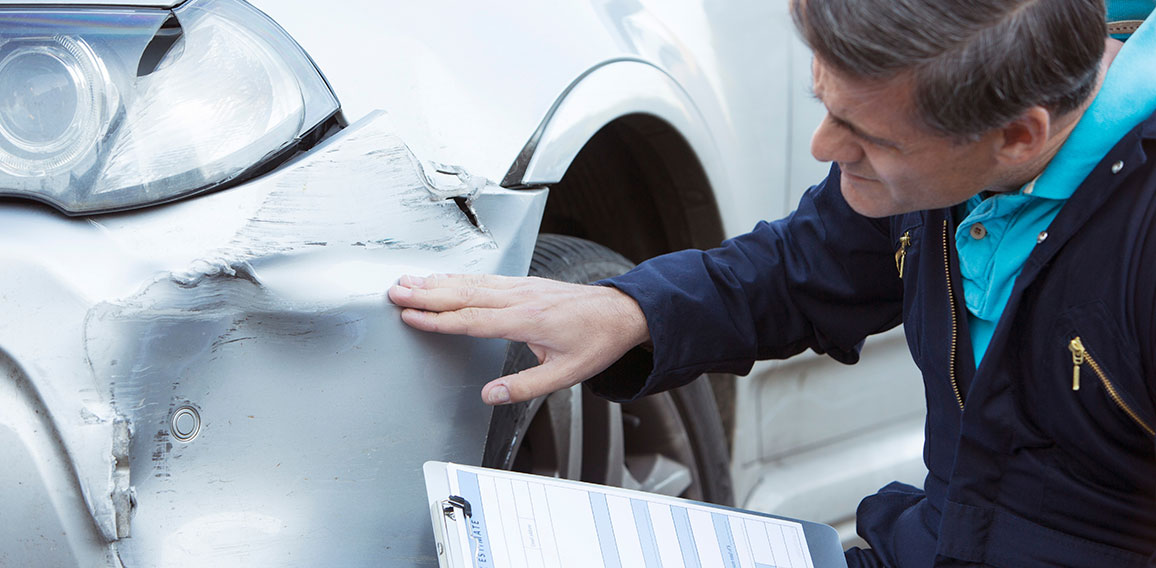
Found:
[390,0,1156,566]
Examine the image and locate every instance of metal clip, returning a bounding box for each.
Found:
[438,495,484,568]
[441,494,472,521]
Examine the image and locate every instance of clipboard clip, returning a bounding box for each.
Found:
[440,494,472,521]
[438,495,485,568]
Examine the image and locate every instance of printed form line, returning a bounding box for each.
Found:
[631,498,662,568]
[712,513,741,568]
[672,506,702,568]
[589,493,622,568]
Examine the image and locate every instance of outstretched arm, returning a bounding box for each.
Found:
[388,273,649,405]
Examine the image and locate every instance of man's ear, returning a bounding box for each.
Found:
[994,106,1051,166]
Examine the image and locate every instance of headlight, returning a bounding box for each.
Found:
[0,0,340,214]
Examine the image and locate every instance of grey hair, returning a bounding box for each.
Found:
[791,0,1107,140]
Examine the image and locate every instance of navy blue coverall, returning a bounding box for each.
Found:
[590,111,1156,567]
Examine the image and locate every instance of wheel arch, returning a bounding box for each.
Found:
[504,59,728,261]
[502,60,736,448]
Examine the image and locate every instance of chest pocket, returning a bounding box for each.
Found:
[1044,301,1156,490]
[892,215,926,280]
[893,217,926,361]
[1060,302,1154,436]
[1066,334,1155,437]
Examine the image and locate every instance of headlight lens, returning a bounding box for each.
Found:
[0,0,340,214]
[0,35,108,173]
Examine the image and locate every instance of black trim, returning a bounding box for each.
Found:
[136,13,182,77]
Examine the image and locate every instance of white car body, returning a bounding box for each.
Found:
[0,1,925,565]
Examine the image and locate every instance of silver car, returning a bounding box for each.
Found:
[0,1,925,565]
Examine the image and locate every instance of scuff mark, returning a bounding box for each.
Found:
[80,407,106,425]
[415,161,490,233]
[112,418,133,538]
[413,159,487,203]
[171,259,261,289]
[151,429,171,479]
[451,196,483,230]
[210,336,257,351]
[216,123,500,262]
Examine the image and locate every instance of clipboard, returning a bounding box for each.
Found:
[424,461,848,568]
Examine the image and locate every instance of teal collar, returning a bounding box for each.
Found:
[1029,11,1156,199]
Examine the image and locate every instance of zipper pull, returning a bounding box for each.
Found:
[895,232,911,278]
[1069,337,1085,391]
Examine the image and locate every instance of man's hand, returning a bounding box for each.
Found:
[388,274,650,405]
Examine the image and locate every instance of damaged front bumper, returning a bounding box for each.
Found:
[0,112,546,567]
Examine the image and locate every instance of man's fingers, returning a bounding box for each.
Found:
[399,306,523,339]
[398,273,519,291]
[481,361,582,405]
[390,275,648,405]
[389,281,515,311]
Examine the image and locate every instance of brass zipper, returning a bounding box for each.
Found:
[1068,338,1084,390]
[1069,336,1156,437]
[943,220,964,411]
[895,231,911,278]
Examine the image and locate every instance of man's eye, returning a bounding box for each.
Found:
[832,118,867,142]
[829,116,856,134]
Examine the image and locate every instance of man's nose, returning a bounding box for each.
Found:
[810,114,862,164]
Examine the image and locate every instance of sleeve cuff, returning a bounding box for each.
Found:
[582,344,657,403]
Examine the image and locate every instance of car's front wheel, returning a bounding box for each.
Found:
[482,234,734,505]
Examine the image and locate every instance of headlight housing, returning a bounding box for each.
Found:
[0,0,340,214]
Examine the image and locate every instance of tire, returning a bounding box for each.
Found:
[482,234,735,506]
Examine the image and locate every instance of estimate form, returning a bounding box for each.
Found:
[425,462,843,568]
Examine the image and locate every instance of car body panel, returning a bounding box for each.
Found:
[0,112,547,565]
[0,356,118,568]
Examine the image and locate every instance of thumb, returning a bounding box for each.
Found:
[480,360,583,405]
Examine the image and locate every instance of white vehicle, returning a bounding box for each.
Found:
[0,1,924,565]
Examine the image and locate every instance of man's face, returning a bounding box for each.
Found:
[810,59,1002,217]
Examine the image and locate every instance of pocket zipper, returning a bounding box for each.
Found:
[895,231,911,278]
[1068,336,1156,437]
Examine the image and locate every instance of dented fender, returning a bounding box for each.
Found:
[0,112,546,566]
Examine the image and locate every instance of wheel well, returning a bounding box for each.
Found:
[539,113,736,451]
[538,113,725,263]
